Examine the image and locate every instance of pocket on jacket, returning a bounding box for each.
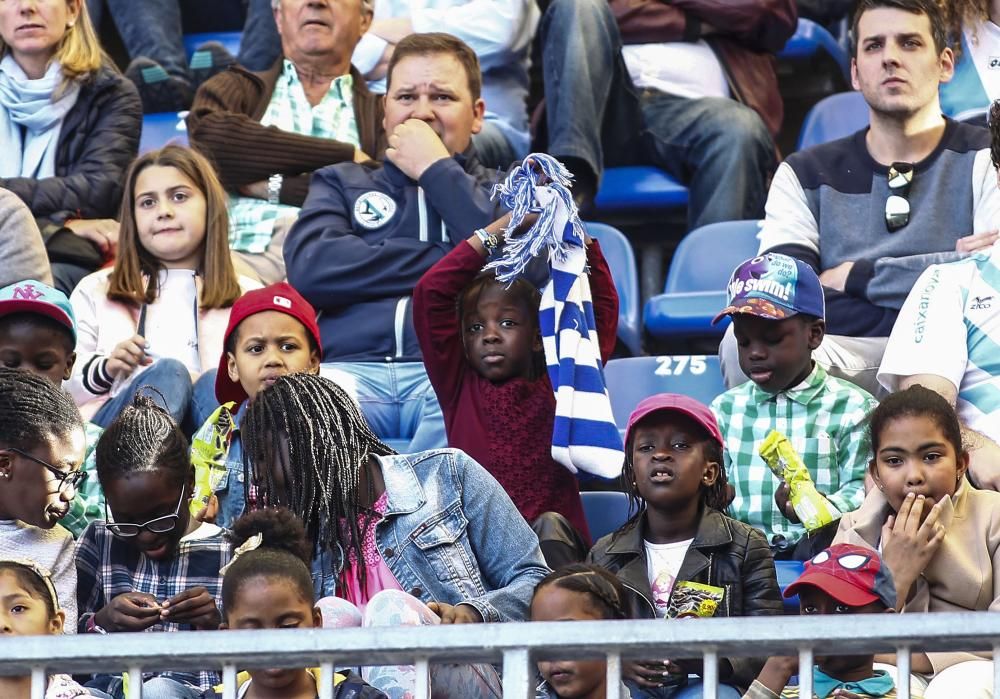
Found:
[410,501,479,588]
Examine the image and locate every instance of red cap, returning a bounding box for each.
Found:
[215,283,322,405]
[624,393,723,447]
[783,543,897,609]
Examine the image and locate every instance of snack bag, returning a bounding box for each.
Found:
[759,430,838,532]
[665,582,724,619]
[188,402,237,516]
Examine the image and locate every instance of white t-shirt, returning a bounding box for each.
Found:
[878,244,1000,441]
[644,538,693,617]
[621,41,729,100]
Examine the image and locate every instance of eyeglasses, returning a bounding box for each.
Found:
[104,486,186,538]
[885,162,914,233]
[3,447,86,497]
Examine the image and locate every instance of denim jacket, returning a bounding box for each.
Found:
[313,448,550,622]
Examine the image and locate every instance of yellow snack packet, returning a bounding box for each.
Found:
[759,430,838,532]
[665,581,724,619]
[189,402,237,517]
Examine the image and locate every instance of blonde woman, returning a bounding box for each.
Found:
[0,0,141,294]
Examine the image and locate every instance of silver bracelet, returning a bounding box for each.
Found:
[474,227,499,254]
[267,174,283,206]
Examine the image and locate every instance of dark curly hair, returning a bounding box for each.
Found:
[866,384,965,466]
[222,508,315,619]
[532,563,628,621]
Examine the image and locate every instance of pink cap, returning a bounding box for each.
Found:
[624,393,723,447]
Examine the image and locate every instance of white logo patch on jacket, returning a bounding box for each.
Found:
[354,191,397,229]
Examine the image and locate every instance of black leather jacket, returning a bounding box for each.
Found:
[587,507,783,687]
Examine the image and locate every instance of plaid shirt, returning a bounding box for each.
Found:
[228,60,360,254]
[75,521,232,690]
[711,363,876,548]
[61,422,104,539]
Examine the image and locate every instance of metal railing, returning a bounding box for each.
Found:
[4,612,1000,699]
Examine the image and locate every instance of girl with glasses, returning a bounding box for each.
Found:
[0,367,86,636]
[75,393,232,699]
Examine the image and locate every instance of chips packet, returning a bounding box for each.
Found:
[759,430,838,532]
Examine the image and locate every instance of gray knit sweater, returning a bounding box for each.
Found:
[0,519,77,633]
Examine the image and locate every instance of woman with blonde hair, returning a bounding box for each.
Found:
[0,0,141,294]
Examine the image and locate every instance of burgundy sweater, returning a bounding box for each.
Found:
[413,240,620,543]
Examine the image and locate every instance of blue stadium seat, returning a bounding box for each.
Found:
[585,222,641,356]
[139,112,189,153]
[594,166,688,213]
[775,560,805,614]
[796,91,869,150]
[581,491,632,543]
[778,18,850,81]
[182,31,243,60]
[643,221,761,341]
[604,355,726,431]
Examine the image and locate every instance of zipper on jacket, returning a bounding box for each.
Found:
[418,188,428,242]
[619,579,657,617]
[393,297,408,359]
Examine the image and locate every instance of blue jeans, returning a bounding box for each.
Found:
[472,120,521,170]
[538,0,775,230]
[90,358,193,429]
[86,0,189,83]
[238,0,281,71]
[87,675,202,699]
[321,362,446,453]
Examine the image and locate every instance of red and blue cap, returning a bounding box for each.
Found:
[784,543,897,609]
[712,253,825,325]
[0,280,76,343]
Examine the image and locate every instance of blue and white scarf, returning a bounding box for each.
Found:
[486,154,623,478]
[0,55,79,179]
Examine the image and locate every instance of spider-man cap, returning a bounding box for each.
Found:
[783,543,897,609]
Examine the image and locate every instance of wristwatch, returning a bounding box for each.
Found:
[267,174,283,206]
[474,227,499,255]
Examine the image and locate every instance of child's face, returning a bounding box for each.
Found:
[0,428,86,528]
[223,576,322,692]
[461,283,541,383]
[134,165,208,270]
[872,414,968,513]
[732,314,823,394]
[0,319,75,386]
[531,586,607,699]
[798,586,888,677]
[103,470,194,561]
[630,412,718,511]
[227,312,320,402]
[0,571,63,637]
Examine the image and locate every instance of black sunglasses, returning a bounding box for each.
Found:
[3,447,86,497]
[104,486,186,538]
[885,162,914,233]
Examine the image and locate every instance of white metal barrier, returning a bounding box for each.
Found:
[4,612,1000,699]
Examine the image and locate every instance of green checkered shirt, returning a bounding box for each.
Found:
[228,60,361,254]
[62,421,104,538]
[710,363,877,548]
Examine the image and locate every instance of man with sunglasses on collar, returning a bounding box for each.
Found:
[720,0,1000,398]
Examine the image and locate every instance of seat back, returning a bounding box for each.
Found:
[778,18,851,80]
[139,112,189,153]
[586,222,641,356]
[605,355,726,431]
[182,31,243,59]
[663,221,761,294]
[581,491,633,543]
[797,92,869,150]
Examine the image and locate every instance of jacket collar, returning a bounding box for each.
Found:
[606,507,735,554]
[374,452,426,516]
[247,59,373,121]
[749,362,828,406]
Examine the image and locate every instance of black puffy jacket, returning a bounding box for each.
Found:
[0,62,141,232]
[587,507,783,689]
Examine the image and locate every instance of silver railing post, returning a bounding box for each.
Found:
[798,648,813,698]
[30,667,45,699]
[606,651,621,696]
[702,649,718,699]
[414,658,431,699]
[502,648,531,699]
[126,666,143,699]
[221,663,237,699]
[896,646,911,699]
[318,661,335,699]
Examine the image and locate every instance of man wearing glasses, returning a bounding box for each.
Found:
[720,0,1000,397]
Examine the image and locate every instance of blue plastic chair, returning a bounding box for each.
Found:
[594,166,689,213]
[779,18,851,81]
[643,221,761,341]
[604,355,726,431]
[775,560,805,614]
[796,91,869,150]
[585,222,641,356]
[581,491,632,542]
[182,31,243,60]
[139,112,189,153]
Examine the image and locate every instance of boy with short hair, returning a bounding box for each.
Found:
[191,282,321,527]
[711,254,876,559]
[0,279,103,537]
[745,543,923,698]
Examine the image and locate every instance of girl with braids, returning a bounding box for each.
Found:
[67,145,258,430]
[201,508,386,699]
[0,367,86,633]
[241,372,549,698]
[530,564,632,699]
[75,393,232,699]
[588,394,782,699]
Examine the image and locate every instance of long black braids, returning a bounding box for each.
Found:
[241,373,396,584]
[0,367,83,451]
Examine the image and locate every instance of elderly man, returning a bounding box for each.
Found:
[187,0,386,284]
[284,33,506,452]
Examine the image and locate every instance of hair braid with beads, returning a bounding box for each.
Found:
[0,367,83,451]
[241,373,396,583]
[532,563,628,620]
